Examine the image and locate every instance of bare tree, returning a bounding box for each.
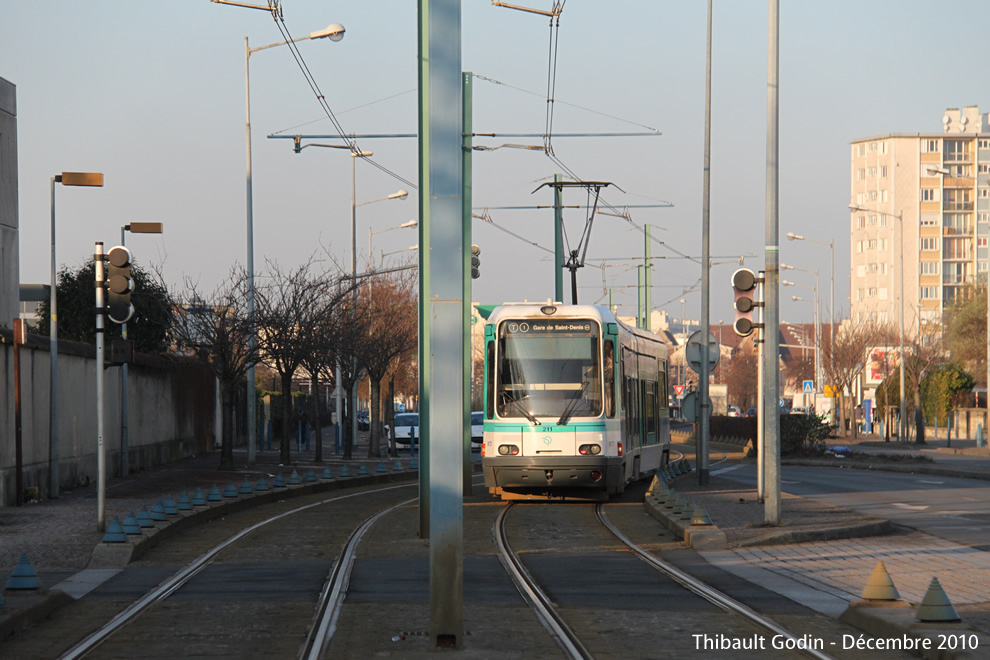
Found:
[726,342,759,412]
[822,320,880,437]
[353,271,418,457]
[255,258,345,465]
[171,268,261,470]
[298,291,348,463]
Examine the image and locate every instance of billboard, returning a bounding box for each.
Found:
[865,346,900,386]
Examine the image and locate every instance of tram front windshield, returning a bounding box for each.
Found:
[497,319,601,420]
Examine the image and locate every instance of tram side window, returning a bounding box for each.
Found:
[486,341,495,419]
[645,380,657,441]
[603,340,614,418]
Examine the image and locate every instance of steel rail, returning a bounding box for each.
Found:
[302,496,416,659]
[60,483,416,660]
[493,503,593,660]
[595,505,835,660]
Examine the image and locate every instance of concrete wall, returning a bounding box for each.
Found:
[0,327,216,506]
[0,76,17,328]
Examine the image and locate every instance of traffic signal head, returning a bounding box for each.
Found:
[731,268,757,337]
[106,246,135,324]
[471,244,481,279]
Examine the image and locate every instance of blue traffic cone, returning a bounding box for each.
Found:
[238,478,253,494]
[150,499,168,521]
[102,518,128,543]
[357,464,369,476]
[136,506,155,528]
[288,470,302,485]
[339,464,352,478]
[273,472,286,488]
[191,487,207,507]
[320,467,335,480]
[163,495,179,516]
[222,481,239,498]
[409,458,418,470]
[5,554,41,589]
[305,470,317,483]
[255,477,269,491]
[122,511,142,535]
[177,491,193,511]
[207,484,222,502]
[393,460,404,472]
[376,461,387,473]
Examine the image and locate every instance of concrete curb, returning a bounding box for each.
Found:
[782,459,990,483]
[840,601,990,660]
[643,478,728,550]
[1,467,419,636]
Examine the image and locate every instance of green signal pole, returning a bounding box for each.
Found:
[645,224,652,330]
[554,173,564,302]
[462,71,473,495]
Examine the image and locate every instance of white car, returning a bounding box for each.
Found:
[391,413,420,446]
[471,411,484,451]
[790,406,810,415]
[727,406,742,417]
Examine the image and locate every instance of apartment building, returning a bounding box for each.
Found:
[850,105,990,334]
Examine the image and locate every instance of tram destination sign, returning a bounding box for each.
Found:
[504,320,594,336]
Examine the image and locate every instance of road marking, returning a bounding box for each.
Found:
[918,479,944,485]
[781,480,800,484]
[712,465,742,475]
[891,503,929,511]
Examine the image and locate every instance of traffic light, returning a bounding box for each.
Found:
[471,244,481,279]
[731,268,757,337]
[106,246,135,324]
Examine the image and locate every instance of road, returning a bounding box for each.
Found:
[712,463,990,550]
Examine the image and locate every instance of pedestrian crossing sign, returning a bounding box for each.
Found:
[802,380,814,393]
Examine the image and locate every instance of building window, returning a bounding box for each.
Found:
[920,286,938,300]
[867,239,878,249]
[980,164,990,174]
[868,191,878,201]
[979,213,989,224]
[866,263,878,273]
[920,214,938,226]
[921,237,939,251]
[982,189,989,198]
[880,166,888,177]
[979,237,988,248]
[944,139,972,162]
[921,189,939,202]
[868,215,877,226]
[857,216,866,228]
[867,287,878,297]
[921,262,939,275]
[981,262,989,272]
[944,188,973,211]
[857,168,866,181]
[869,142,878,152]
[923,139,940,153]
[857,144,866,157]
[868,166,877,177]
[979,139,990,149]
[944,213,972,234]
[857,289,865,301]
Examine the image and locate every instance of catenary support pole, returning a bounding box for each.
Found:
[763,0,782,525]
[554,173,564,303]
[698,0,713,486]
[423,0,464,648]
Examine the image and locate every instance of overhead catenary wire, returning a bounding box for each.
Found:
[267,12,417,191]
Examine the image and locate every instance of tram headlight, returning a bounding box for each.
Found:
[498,444,519,456]
[578,444,602,455]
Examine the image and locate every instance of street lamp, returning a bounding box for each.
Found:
[50,171,103,499]
[370,220,417,265]
[293,142,407,453]
[849,204,906,441]
[785,232,834,390]
[382,245,419,258]
[119,222,163,477]
[243,23,345,464]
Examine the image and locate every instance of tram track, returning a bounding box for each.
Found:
[58,482,418,660]
[495,483,836,660]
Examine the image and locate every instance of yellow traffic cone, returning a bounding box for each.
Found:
[860,560,900,601]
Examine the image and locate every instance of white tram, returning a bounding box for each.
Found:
[481,303,671,500]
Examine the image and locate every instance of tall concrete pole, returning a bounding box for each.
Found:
[698,0,713,486]
[554,173,564,303]
[763,0,782,524]
[422,0,464,647]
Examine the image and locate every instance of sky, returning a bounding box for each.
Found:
[3,1,989,332]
